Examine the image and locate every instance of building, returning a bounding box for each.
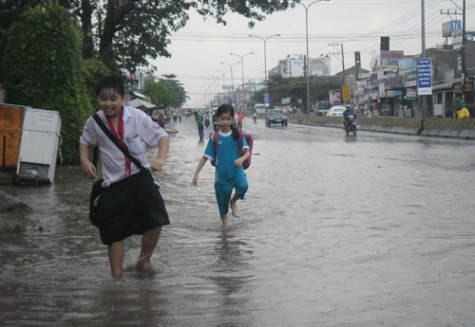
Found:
[269,55,331,79]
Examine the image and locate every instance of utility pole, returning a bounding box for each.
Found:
[341,43,346,84]
[419,0,428,118]
[462,0,466,94]
[440,0,466,102]
[329,42,345,84]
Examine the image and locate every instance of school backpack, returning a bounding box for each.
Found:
[211,131,253,169]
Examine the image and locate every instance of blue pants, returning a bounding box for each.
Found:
[197,124,204,140]
[214,171,248,218]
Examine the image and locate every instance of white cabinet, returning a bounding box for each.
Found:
[16,108,61,184]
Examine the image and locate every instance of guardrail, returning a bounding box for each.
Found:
[286,114,475,139]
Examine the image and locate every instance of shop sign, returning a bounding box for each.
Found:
[463,81,473,92]
[406,88,417,100]
[453,82,462,93]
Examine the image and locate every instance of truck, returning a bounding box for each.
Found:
[254,103,267,114]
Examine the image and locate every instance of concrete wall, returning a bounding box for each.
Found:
[288,114,475,139]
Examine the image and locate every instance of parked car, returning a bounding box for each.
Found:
[326,106,346,117]
[265,110,288,127]
[316,102,331,116]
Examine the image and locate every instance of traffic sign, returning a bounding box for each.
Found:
[342,84,351,101]
[417,58,432,95]
[263,92,270,105]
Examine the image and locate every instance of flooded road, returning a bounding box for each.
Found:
[1,116,475,326]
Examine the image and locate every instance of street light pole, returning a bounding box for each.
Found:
[249,34,281,83]
[300,0,330,114]
[221,61,241,105]
[215,69,226,104]
[230,52,254,109]
[230,52,254,92]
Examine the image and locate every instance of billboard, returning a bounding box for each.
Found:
[442,20,462,37]
[380,51,404,67]
[329,89,341,104]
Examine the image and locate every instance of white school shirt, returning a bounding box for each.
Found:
[80,106,168,186]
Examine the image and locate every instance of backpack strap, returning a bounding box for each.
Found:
[237,131,243,155]
[213,132,219,159]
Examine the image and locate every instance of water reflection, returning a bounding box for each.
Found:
[94,278,167,327]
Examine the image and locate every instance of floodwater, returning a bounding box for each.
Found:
[1,116,475,327]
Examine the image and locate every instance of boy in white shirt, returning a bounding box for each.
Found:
[80,75,169,277]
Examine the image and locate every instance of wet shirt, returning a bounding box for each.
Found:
[195,114,204,126]
[204,131,248,184]
[80,106,167,186]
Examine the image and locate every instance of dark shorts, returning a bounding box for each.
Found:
[92,170,170,245]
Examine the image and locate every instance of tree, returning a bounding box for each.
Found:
[159,74,188,108]
[143,79,172,108]
[2,3,93,164]
[252,76,340,109]
[1,1,301,85]
[0,0,76,80]
[91,0,300,71]
[143,74,188,108]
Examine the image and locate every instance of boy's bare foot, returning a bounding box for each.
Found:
[230,200,239,218]
[135,253,156,275]
[135,260,156,275]
[221,214,228,227]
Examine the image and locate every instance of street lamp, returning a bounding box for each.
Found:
[300,0,330,113]
[215,69,226,104]
[249,34,281,83]
[221,61,241,105]
[230,52,254,92]
[230,52,254,109]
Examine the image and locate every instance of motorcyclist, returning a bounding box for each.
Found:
[343,105,356,134]
[343,105,355,122]
[236,110,244,130]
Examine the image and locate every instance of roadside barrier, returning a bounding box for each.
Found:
[421,117,475,139]
[287,114,475,139]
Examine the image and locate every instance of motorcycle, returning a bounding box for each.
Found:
[237,121,243,130]
[343,114,357,136]
[212,116,219,131]
[253,114,257,123]
[205,117,210,128]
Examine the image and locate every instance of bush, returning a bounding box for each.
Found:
[2,3,92,164]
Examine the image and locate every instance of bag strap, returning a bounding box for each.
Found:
[238,131,243,155]
[92,113,146,171]
[213,132,219,159]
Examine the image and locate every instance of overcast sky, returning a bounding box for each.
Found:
[152,0,474,107]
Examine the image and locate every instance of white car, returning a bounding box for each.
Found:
[326,106,346,117]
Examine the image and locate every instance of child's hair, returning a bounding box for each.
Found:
[95,75,125,97]
[216,104,239,140]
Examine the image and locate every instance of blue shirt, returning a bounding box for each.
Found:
[204,131,248,184]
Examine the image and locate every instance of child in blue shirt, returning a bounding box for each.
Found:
[192,104,250,227]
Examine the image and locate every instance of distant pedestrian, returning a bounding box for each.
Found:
[195,111,204,141]
[192,104,250,227]
[79,75,170,277]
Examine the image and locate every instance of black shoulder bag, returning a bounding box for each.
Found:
[88,113,147,226]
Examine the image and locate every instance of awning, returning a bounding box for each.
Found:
[127,98,156,109]
[432,78,463,91]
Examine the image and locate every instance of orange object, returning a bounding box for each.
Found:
[0,104,24,168]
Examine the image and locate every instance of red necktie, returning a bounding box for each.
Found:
[106,108,131,175]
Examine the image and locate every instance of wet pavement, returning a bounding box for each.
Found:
[1,116,475,326]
